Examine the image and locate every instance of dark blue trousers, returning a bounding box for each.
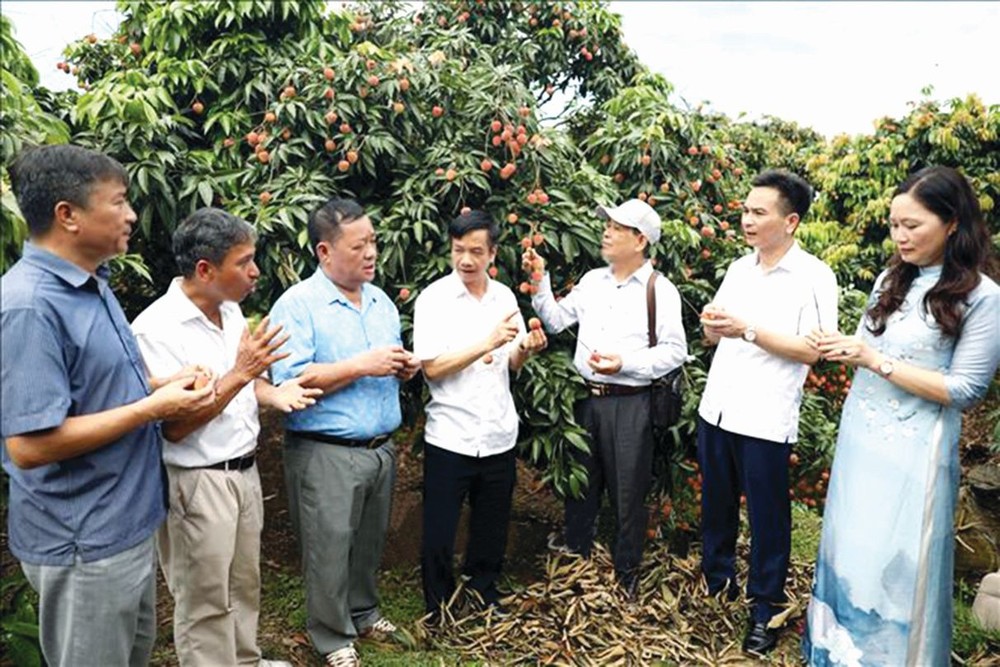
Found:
[420,444,516,613]
[696,416,791,623]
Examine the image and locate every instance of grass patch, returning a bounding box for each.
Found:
[953,578,1000,660]
[790,502,823,563]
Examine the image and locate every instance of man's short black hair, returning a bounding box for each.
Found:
[173,207,257,277]
[308,197,366,250]
[751,169,813,219]
[448,209,499,247]
[9,144,129,236]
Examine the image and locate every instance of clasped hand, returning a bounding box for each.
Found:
[360,345,421,380]
[807,329,874,367]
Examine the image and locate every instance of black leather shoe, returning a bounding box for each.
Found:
[742,621,778,655]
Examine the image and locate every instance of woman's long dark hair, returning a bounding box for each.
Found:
[867,166,996,338]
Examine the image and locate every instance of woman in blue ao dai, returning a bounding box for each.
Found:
[804,166,1000,666]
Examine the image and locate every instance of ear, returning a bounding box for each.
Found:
[52,200,80,234]
[315,241,331,262]
[785,212,801,234]
[636,233,649,253]
[947,219,958,237]
[194,258,215,280]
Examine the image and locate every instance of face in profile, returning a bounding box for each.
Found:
[600,219,644,265]
[889,192,955,268]
[450,229,495,290]
[741,186,797,254]
[208,241,259,303]
[321,215,377,290]
[73,178,137,263]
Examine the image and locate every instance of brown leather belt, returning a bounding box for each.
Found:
[585,382,649,398]
[288,430,391,449]
[204,452,256,471]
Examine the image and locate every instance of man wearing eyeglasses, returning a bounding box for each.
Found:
[698,170,838,656]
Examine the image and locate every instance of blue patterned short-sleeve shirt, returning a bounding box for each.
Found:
[268,269,403,438]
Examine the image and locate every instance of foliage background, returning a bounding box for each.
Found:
[2,0,998,510]
[2,1,999,663]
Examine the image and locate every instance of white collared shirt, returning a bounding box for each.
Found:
[132,278,259,467]
[698,242,838,443]
[412,272,526,457]
[531,260,687,385]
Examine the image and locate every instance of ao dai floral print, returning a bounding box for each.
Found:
[805,266,1000,666]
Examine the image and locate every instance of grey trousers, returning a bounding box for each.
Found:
[283,433,395,654]
[565,392,654,579]
[21,535,157,667]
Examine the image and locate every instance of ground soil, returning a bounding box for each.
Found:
[2,397,996,666]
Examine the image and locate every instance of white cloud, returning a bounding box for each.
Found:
[611,1,1000,137]
[4,1,997,137]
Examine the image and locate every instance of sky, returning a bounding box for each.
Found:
[4,1,998,138]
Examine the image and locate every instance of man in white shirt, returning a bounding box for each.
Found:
[697,170,838,656]
[527,199,687,597]
[413,210,547,616]
[132,207,318,667]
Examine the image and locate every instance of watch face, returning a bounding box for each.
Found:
[879,361,894,375]
[743,327,756,342]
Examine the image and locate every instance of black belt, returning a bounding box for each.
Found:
[585,381,649,398]
[288,430,391,449]
[204,452,256,471]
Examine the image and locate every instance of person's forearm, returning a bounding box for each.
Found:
[5,400,159,469]
[254,377,279,411]
[423,338,493,382]
[300,360,364,395]
[162,370,252,443]
[531,274,576,333]
[753,327,820,365]
[863,355,951,405]
[508,339,533,372]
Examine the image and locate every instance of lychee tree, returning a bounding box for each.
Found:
[52,0,643,497]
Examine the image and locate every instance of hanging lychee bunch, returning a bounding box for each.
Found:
[518,224,547,295]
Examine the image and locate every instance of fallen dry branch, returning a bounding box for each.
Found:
[415,541,815,665]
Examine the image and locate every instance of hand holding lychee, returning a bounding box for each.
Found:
[587,351,622,375]
[519,246,546,295]
[520,317,548,355]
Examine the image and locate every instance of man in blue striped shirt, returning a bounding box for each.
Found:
[268,197,420,667]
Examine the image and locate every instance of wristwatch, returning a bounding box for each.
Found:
[742,324,757,343]
[878,358,895,378]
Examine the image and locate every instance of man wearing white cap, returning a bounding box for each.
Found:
[525,199,687,596]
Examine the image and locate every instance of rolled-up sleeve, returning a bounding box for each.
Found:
[945,288,1000,410]
[1,308,71,437]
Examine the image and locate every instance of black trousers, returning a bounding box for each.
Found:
[696,416,791,623]
[420,444,516,613]
[564,392,653,580]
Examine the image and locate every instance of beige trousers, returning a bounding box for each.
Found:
[158,464,264,667]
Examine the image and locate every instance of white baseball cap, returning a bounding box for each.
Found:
[595,199,662,244]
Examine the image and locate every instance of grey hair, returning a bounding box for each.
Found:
[172,207,257,277]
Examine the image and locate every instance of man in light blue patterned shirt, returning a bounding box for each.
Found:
[268,197,420,667]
